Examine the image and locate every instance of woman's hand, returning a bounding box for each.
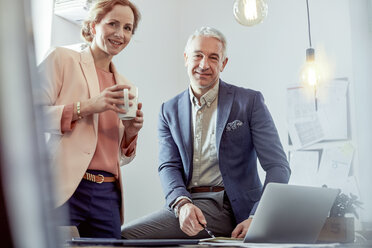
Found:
[122,102,144,144]
[78,84,133,118]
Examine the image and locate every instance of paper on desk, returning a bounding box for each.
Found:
[199,237,339,247]
[200,237,243,242]
[198,240,339,247]
[317,80,349,140]
[288,150,319,187]
[287,86,324,149]
[317,143,354,188]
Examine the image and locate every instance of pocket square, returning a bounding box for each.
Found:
[226,120,243,132]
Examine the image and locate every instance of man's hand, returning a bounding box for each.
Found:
[178,203,206,236]
[231,217,253,238]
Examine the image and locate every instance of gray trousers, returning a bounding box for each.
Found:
[121,191,236,239]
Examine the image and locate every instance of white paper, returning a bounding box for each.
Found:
[339,176,360,198]
[288,117,324,149]
[288,150,319,187]
[287,86,316,121]
[287,86,325,149]
[317,80,349,140]
[317,143,354,188]
[287,80,349,149]
[198,241,339,247]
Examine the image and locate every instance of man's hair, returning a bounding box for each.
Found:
[184,27,227,61]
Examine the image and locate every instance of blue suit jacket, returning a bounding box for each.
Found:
[158,80,290,223]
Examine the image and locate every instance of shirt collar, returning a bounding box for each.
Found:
[189,81,219,108]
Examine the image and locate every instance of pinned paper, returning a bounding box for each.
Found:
[317,143,354,188]
[289,150,319,187]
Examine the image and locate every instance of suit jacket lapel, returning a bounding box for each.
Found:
[178,90,193,168]
[80,47,100,134]
[216,80,234,153]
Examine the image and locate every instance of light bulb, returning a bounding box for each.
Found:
[233,0,268,26]
[301,63,319,86]
[301,48,321,87]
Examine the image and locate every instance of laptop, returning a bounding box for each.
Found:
[67,237,200,246]
[243,183,340,244]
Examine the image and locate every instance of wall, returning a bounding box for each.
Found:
[31,0,53,64]
[45,0,372,225]
[349,0,372,225]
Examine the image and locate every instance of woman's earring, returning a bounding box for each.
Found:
[91,23,96,35]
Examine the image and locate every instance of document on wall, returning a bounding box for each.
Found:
[287,85,325,149]
[317,80,349,140]
[317,143,354,188]
[288,150,319,187]
[286,80,349,149]
[340,176,360,198]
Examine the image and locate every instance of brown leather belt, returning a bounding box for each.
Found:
[83,172,116,184]
[188,186,224,193]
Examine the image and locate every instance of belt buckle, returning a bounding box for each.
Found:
[96,174,104,184]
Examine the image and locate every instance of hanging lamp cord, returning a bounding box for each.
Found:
[306,0,312,48]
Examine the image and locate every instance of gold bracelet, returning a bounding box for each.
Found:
[77,101,83,119]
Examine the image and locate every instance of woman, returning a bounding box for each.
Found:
[39,0,142,238]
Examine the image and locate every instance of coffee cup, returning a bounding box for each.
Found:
[118,86,138,120]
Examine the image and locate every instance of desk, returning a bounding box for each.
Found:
[65,240,372,248]
[60,227,372,248]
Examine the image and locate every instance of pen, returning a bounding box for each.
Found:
[200,223,215,238]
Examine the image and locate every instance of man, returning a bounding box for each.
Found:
[122,27,290,239]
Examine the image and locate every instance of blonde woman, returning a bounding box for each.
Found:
[39,0,142,238]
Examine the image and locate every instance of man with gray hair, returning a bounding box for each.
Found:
[122,27,290,239]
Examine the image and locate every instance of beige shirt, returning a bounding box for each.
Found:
[188,82,224,188]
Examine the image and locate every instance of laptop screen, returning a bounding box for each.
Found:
[244,183,339,243]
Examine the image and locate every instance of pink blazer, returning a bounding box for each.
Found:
[39,44,136,223]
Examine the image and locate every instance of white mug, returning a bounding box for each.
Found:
[118,86,138,120]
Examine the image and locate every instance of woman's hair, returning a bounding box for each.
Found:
[81,0,141,43]
[184,26,227,61]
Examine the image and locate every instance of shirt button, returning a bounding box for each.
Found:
[194,182,198,186]
[195,158,199,162]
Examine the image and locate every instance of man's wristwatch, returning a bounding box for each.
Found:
[173,199,191,218]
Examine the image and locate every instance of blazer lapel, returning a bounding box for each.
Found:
[178,90,193,168]
[111,62,131,86]
[216,80,234,153]
[80,47,100,134]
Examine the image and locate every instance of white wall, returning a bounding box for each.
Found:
[31,0,53,64]
[349,0,372,225]
[44,0,372,225]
